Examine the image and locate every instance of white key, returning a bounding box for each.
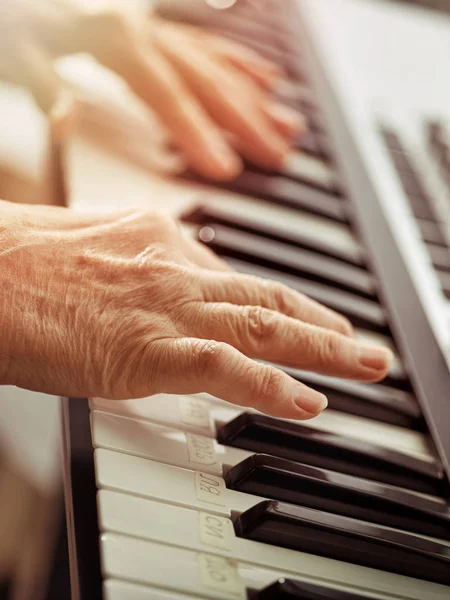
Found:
[95,449,250,516]
[100,531,447,600]
[284,152,338,192]
[195,192,362,263]
[104,579,194,600]
[91,411,250,475]
[90,394,220,436]
[296,408,433,462]
[101,534,248,599]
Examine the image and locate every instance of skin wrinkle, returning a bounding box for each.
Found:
[0,204,393,417]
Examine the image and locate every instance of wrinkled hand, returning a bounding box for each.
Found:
[1,0,303,180]
[0,201,393,419]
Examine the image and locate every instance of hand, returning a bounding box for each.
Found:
[0,0,304,180]
[0,201,393,420]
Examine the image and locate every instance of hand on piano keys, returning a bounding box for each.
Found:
[0,0,306,182]
[0,199,395,422]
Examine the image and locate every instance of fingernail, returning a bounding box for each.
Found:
[359,345,393,371]
[209,140,242,176]
[294,386,328,415]
[267,103,307,132]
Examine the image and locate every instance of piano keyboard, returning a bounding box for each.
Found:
[62,1,450,599]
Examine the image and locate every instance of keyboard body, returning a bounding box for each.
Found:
[62,1,450,599]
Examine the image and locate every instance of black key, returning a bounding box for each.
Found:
[197,225,376,299]
[235,501,450,586]
[226,454,450,540]
[222,171,348,222]
[249,578,369,600]
[381,128,437,220]
[417,219,446,246]
[296,130,324,159]
[438,270,450,299]
[184,203,363,266]
[380,127,404,153]
[226,258,389,334]
[279,366,423,429]
[217,413,446,495]
[427,243,450,272]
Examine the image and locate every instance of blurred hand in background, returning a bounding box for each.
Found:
[0,0,305,180]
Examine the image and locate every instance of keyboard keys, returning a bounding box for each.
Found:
[234,501,450,585]
[217,413,446,495]
[99,489,391,585]
[278,367,422,429]
[98,492,449,599]
[225,172,347,221]
[197,225,376,298]
[225,454,450,539]
[184,198,363,265]
[283,153,341,194]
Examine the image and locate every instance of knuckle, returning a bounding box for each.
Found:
[253,366,284,407]
[192,339,226,379]
[268,282,296,316]
[316,332,342,366]
[245,305,276,352]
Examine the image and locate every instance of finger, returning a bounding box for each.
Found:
[181,303,392,382]
[78,12,242,181]
[181,237,233,272]
[206,36,284,88]
[152,19,284,89]
[264,102,307,139]
[152,28,291,169]
[148,337,328,419]
[200,272,353,336]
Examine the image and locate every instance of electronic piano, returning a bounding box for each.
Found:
[62,1,450,599]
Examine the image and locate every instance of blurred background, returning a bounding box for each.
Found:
[0,0,449,598]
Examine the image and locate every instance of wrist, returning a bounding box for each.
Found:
[0,201,26,385]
